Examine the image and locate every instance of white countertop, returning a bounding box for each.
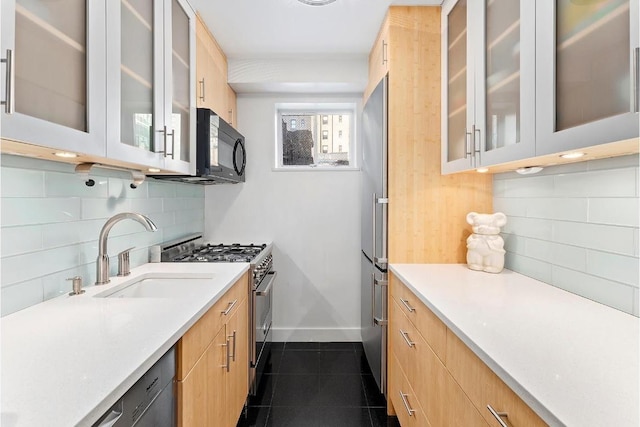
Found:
[1,262,249,427]
[389,264,640,427]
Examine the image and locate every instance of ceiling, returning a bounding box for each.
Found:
[190,0,442,59]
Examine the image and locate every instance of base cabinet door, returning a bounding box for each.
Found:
[177,327,226,426]
[225,298,249,427]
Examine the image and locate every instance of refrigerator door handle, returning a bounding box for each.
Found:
[372,194,389,267]
[373,273,388,326]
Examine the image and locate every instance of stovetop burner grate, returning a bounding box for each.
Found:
[170,243,267,263]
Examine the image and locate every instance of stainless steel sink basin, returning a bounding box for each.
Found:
[94,276,214,298]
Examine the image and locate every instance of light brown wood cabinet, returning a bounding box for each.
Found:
[195,14,238,128]
[366,6,492,268]
[389,273,548,427]
[176,272,249,427]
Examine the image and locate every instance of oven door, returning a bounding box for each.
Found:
[252,271,275,395]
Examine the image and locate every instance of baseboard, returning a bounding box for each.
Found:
[271,327,362,342]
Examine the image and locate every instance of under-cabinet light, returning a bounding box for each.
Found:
[559,152,585,159]
[476,167,489,173]
[148,168,161,173]
[54,152,78,158]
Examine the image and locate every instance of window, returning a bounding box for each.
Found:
[275,103,356,169]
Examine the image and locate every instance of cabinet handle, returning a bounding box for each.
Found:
[400,298,415,313]
[229,330,237,361]
[164,127,175,159]
[399,329,415,348]
[382,40,388,65]
[1,49,15,114]
[465,130,472,159]
[223,340,231,372]
[199,78,205,102]
[228,109,233,125]
[633,47,639,113]
[399,391,416,416]
[221,298,238,316]
[487,405,513,427]
[473,125,481,167]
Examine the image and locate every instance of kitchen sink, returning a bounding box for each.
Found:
[94,276,214,299]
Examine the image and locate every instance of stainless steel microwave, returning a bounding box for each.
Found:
[150,108,246,184]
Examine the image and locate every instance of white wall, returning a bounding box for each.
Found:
[204,93,362,342]
[494,155,640,316]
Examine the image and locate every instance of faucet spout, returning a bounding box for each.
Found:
[96,212,158,285]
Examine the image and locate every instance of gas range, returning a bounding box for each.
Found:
[156,234,274,397]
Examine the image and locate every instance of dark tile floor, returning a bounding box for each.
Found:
[237,342,401,427]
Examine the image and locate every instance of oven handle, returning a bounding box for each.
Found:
[256,271,277,296]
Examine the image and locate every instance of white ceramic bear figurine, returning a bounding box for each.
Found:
[466,212,507,273]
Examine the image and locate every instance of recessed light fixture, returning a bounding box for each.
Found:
[148,168,161,173]
[515,166,544,175]
[559,152,585,159]
[297,0,337,5]
[476,167,489,173]
[54,152,78,158]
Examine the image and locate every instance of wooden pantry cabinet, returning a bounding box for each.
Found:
[389,273,548,427]
[368,6,492,267]
[176,272,249,427]
[195,14,237,127]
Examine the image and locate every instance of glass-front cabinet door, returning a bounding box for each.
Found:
[0,0,106,156]
[474,0,536,166]
[536,0,639,155]
[442,0,474,173]
[106,0,194,174]
[163,0,196,174]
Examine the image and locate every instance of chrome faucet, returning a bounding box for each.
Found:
[96,212,158,285]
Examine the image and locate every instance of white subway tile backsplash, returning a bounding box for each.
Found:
[0,155,205,316]
[493,197,527,217]
[586,250,639,288]
[588,198,640,227]
[45,171,108,198]
[552,221,635,256]
[148,180,177,198]
[108,178,149,200]
[1,226,43,257]
[497,157,640,316]
[1,167,44,197]
[554,168,636,198]
[81,198,133,220]
[552,266,635,314]
[1,279,44,316]
[502,216,553,240]
[503,175,555,198]
[526,198,588,222]
[502,233,526,254]
[1,198,82,226]
[504,253,552,283]
[1,245,81,287]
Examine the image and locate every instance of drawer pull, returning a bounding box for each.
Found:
[400,298,415,313]
[222,340,230,372]
[399,329,415,348]
[221,299,238,316]
[487,405,513,427]
[399,391,416,416]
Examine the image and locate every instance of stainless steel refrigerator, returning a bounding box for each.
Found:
[361,76,388,395]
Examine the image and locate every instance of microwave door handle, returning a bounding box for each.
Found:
[233,139,246,176]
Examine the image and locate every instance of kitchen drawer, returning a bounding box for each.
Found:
[177,272,248,379]
[389,352,431,427]
[390,273,447,361]
[391,297,487,427]
[446,330,548,427]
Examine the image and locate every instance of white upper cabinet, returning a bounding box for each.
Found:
[0,0,107,156]
[442,0,535,174]
[536,0,639,155]
[106,0,195,174]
